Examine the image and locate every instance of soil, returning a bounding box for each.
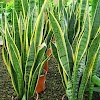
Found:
[0,46,14,100]
[0,46,100,100]
[38,57,65,100]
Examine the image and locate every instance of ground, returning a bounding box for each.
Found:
[0,46,14,99]
[38,57,66,100]
[0,46,100,100]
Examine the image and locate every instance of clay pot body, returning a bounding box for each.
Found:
[46,48,52,56]
[43,61,48,73]
[36,74,46,93]
[36,60,48,94]
[35,48,51,99]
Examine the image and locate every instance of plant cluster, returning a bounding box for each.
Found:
[0,0,51,99]
[50,0,100,100]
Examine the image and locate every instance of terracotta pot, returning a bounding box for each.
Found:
[36,60,49,94]
[35,48,51,99]
[43,61,48,73]
[36,74,46,94]
[46,48,52,56]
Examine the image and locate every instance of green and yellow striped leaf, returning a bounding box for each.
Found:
[33,0,48,52]
[2,46,19,95]
[5,22,24,96]
[78,33,100,100]
[91,0,100,40]
[49,12,70,77]
[25,40,35,96]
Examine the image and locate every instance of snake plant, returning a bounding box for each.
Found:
[0,0,50,99]
[50,0,100,100]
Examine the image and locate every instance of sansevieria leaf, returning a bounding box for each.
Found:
[91,0,100,40]
[25,40,35,97]
[92,75,100,86]
[72,12,90,99]
[5,21,24,97]
[64,33,74,75]
[49,12,70,77]
[78,33,100,100]
[13,10,21,53]
[2,46,19,95]
[5,36,24,97]
[33,0,48,52]
[20,0,28,17]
